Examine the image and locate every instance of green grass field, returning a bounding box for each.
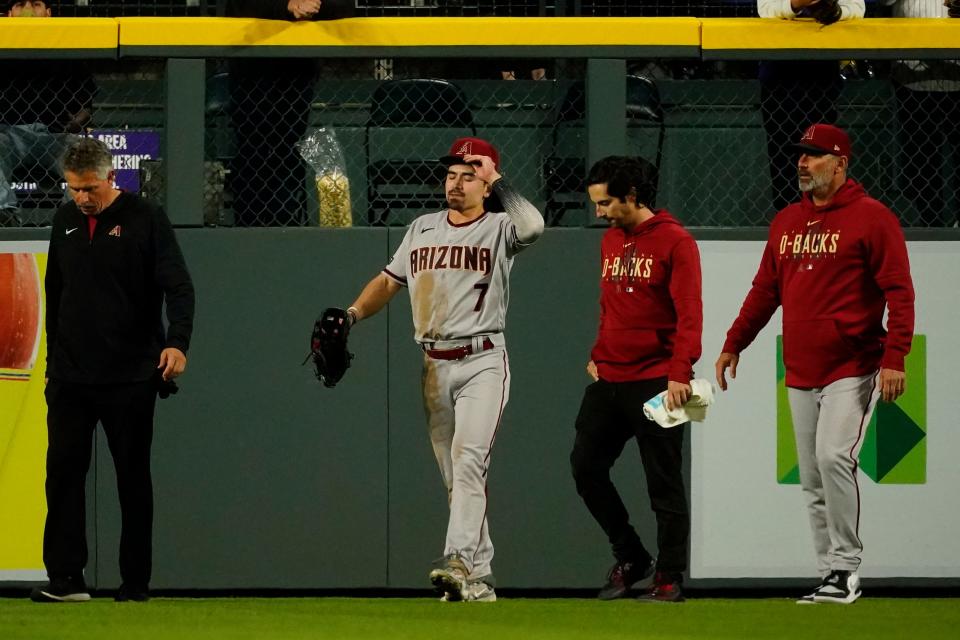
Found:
[2,597,959,640]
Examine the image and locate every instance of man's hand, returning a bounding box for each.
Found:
[878,368,906,403]
[158,347,187,381]
[463,154,502,186]
[666,380,692,411]
[287,0,321,19]
[586,360,599,382]
[715,352,739,391]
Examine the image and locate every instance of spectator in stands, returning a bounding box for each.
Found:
[225,1,354,227]
[0,1,96,227]
[501,65,547,81]
[886,0,960,226]
[757,0,865,213]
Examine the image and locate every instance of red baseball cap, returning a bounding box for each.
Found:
[439,137,500,170]
[793,124,852,159]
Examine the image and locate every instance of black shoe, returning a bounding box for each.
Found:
[636,572,685,603]
[115,583,150,602]
[812,570,861,604]
[597,557,656,600]
[30,577,91,603]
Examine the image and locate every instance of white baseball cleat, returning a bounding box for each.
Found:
[430,554,468,602]
[440,580,496,603]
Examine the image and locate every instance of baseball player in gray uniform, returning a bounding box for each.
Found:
[344,137,544,602]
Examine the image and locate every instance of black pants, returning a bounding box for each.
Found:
[43,380,157,586]
[571,377,689,574]
[760,71,842,213]
[895,85,960,227]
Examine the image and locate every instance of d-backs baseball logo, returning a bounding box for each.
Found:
[776,335,927,484]
[777,228,840,261]
[601,245,655,289]
[601,255,653,281]
[800,124,843,154]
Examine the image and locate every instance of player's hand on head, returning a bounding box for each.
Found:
[463,154,501,185]
[715,352,738,391]
[158,347,187,381]
[666,380,692,411]
[878,368,905,403]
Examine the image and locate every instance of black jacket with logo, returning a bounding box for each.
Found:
[45,192,195,384]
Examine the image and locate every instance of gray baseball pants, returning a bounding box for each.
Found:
[788,372,879,575]
[422,345,510,581]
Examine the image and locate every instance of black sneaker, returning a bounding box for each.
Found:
[597,557,656,600]
[30,577,90,603]
[636,571,685,603]
[812,570,861,604]
[796,575,830,604]
[115,583,150,602]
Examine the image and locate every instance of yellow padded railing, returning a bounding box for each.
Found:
[0,17,957,54]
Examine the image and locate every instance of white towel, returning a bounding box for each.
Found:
[642,378,717,429]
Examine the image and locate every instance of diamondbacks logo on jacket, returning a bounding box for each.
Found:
[778,229,840,258]
[108,225,121,237]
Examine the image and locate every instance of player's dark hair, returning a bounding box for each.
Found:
[587,156,659,208]
[61,138,113,179]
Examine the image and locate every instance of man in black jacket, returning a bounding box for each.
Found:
[31,138,195,603]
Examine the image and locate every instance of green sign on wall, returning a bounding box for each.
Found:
[776,335,926,484]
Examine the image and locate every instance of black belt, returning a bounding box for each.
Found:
[423,338,495,361]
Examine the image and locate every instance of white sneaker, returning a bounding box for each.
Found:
[430,555,468,602]
[812,570,861,604]
[463,581,496,602]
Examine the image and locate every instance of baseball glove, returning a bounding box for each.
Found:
[807,0,842,26]
[304,307,354,388]
[947,0,960,18]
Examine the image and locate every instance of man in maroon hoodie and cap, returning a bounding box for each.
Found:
[716,124,915,605]
[571,155,703,603]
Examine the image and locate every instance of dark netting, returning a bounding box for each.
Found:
[1,58,165,227]
[42,1,214,16]
[358,1,555,17]
[34,1,757,17]
[3,4,958,228]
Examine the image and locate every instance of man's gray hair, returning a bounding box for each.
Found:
[61,138,114,179]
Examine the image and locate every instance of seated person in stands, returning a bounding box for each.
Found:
[1,1,97,226]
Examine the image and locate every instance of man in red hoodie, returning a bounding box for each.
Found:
[716,124,915,605]
[571,156,702,603]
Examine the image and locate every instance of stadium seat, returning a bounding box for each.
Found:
[542,74,665,226]
[364,79,476,226]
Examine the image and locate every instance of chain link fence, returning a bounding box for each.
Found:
[38,1,213,16]
[1,58,165,227]
[2,3,958,228]
[200,55,960,228]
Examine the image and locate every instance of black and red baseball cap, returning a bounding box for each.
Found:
[439,137,500,170]
[792,123,852,159]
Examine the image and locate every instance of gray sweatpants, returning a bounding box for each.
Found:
[788,372,879,575]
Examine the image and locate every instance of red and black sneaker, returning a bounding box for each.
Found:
[597,557,656,600]
[636,571,685,603]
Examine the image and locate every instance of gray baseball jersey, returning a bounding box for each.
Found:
[383,179,543,583]
[383,189,538,343]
